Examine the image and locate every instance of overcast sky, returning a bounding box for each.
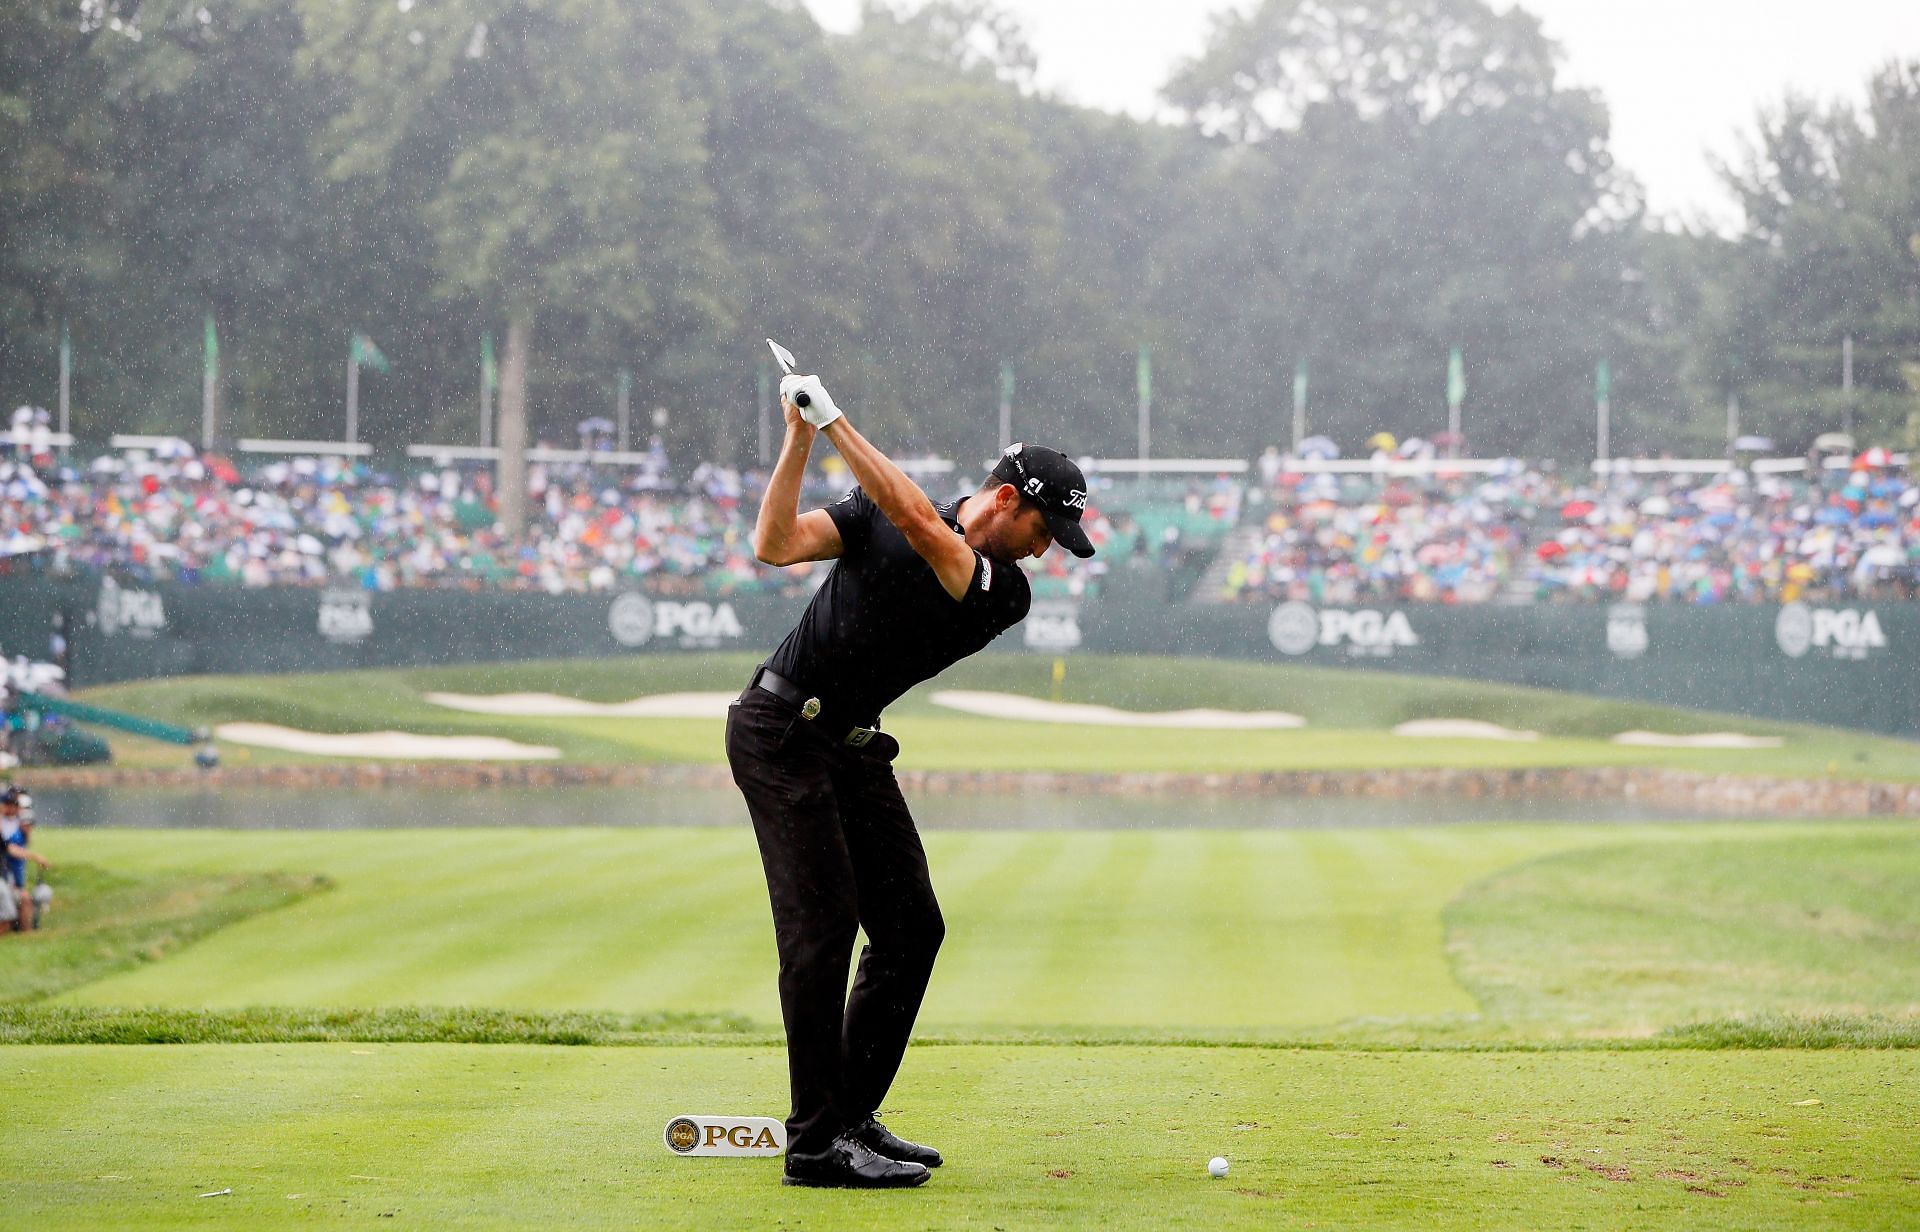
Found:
[801,0,1920,228]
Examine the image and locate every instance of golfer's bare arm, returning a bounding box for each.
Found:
[819,416,975,601]
[753,412,842,566]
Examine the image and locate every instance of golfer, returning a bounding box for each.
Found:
[729,371,1093,1188]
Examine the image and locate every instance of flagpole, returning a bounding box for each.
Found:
[998,361,1014,453]
[1446,347,1464,460]
[756,362,772,466]
[1595,359,1611,468]
[1842,334,1854,438]
[480,331,495,448]
[1136,346,1151,462]
[58,321,71,457]
[617,368,632,453]
[1292,358,1307,453]
[346,335,360,445]
[202,314,219,450]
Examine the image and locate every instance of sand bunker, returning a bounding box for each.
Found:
[1610,731,1784,749]
[423,691,736,719]
[1392,719,1541,742]
[928,690,1305,729]
[215,723,561,760]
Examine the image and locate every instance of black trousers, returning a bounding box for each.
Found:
[725,687,945,1156]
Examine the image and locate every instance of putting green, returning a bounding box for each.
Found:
[5,1044,1914,1230]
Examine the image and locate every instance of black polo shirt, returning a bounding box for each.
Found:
[763,486,1031,729]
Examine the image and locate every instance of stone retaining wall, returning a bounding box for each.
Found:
[18,762,1920,817]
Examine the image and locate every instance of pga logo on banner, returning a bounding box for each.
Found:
[1774,602,1887,661]
[1268,602,1419,658]
[318,590,374,645]
[609,593,746,649]
[1023,600,1083,653]
[95,576,167,639]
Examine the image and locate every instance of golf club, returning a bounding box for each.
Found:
[766,339,810,407]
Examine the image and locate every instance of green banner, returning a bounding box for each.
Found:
[1137,346,1151,405]
[1596,358,1611,402]
[204,314,219,371]
[1293,358,1308,410]
[482,331,497,391]
[1000,361,1015,406]
[1447,346,1465,408]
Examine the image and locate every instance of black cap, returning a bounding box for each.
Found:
[989,443,1095,558]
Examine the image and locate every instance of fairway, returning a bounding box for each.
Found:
[10,725,1920,1228]
[11,821,1918,1044]
[6,1044,1915,1230]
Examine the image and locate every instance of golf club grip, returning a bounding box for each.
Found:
[793,390,811,407]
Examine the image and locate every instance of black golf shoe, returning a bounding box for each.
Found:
[849,1116,943,1168]
[781,1133,930,1188]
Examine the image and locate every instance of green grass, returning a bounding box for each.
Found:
[0,863,328,1004]
[4,1044,1915,1230]
[18,822,1919,1043]
[1448,832,1920,1036]
[71,652,1920,779]
[9,820,1920,1227]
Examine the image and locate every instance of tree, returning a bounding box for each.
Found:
[302,0,738,535]
[0,0,124,418]
[1156,0,1652,458]
[1683,62,1920,450]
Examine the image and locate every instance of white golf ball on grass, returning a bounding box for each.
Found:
[1207,1156,1229,1178]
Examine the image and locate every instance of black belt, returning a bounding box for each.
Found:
[752,667,886,750]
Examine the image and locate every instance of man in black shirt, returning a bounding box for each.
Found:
[729,370,1093,1189]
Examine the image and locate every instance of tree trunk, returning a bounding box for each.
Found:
[496,315,531,541]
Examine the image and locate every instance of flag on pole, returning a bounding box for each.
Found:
[1137,346,1152,407]
[203,314,220,449]
[352,333,391,374]
[482,331,497,391]
[1000,361,1015,407]
[1595,359,1611,402]
[1446,347,1465,408]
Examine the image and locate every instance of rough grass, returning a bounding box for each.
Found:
[74,652,1920,779]
[0,863,328,1004]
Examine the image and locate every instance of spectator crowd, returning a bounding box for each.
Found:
[3,436,1915,605]
[0,442,1130,598]
[1219,456,1920,606]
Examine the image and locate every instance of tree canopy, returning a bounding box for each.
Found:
[0,0,1914,463]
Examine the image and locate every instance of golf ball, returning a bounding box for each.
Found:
[1208,1156,1229,1178]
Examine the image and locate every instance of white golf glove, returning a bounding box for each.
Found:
[780,374,843,429]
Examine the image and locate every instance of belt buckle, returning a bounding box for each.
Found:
[844,727,876,748]
[800,698,821,720]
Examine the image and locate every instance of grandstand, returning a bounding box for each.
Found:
[1,436,1914,606]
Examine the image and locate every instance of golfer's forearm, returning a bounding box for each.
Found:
[753,428,813,561]
[823,419,941,541]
